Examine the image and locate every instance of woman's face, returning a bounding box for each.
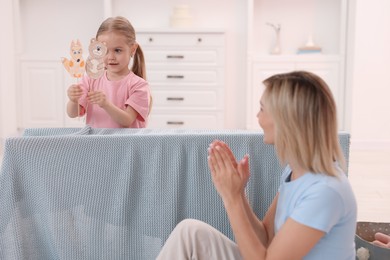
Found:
[257,93,275,144]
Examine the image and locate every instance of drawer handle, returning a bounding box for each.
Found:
[167,97,184,101]
[167,121,184,125]
[166,75,184,79]
[167,55,184,59]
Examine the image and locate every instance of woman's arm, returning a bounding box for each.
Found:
[208,141,325,259]
[209,140,276,247]
[241,192,278,247]
[208,141,266,258]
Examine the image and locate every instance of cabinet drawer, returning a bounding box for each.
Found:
[137,33,225,47]
[144,50,219,65]
[152,90,218,109]
[148,114,221,129]
[148,70,219,84]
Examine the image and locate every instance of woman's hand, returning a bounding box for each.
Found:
[67,84,83,103]
[88,91,108,108]
[207,140,250,205]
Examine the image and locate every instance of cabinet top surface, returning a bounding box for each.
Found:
[137,28,225,34]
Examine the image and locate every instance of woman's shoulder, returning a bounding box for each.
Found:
[301,171,356,207]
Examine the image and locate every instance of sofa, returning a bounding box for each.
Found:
[0,127,350,259]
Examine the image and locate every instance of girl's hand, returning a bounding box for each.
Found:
[208,140,250,205]
[88,91,108,107]
[67,84,83,103]
[372,232,390,248]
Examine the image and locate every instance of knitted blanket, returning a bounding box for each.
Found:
[0,127,350,259]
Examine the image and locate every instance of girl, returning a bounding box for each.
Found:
[156,71,357,259]
[66,16,151,128]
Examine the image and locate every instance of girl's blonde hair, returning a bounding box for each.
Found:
[96,16,146,80]
[262,71,345,177]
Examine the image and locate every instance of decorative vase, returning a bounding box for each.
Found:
[271,30,281,55]
[266,23,281,55]
[170,5,193,28]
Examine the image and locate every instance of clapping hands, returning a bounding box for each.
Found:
[207,140,250,205]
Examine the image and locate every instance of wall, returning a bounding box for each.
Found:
[0,0,18,148]
[1,0,390,151]
[349,0,390,150]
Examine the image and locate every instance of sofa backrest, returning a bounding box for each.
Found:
[1,127,350,259]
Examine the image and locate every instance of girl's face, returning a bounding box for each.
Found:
[257,94,275,144]
[97,32,137,80]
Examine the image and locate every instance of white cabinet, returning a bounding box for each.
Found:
[247,56,341,130]
[137,30,225,129]
[20,60,63,128]
[19,59,85,128]
[246,0,348,130]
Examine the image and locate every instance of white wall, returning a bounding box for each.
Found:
[349,0,390,150]
[0,0,18,148]
[1,0,390,151]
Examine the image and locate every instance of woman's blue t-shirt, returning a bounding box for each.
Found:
[275,165,357,259]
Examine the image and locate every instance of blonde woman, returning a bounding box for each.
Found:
[157,71,357,259]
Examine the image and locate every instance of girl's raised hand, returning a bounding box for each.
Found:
[208,140,250,205]
[67,84,83,103]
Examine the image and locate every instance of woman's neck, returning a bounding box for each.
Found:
[289,164,307,181]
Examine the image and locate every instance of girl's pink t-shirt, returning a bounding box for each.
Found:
[78,71,150,128]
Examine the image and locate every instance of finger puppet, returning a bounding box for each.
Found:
[86,38,107,79]
[61,39,85,118]
[61,39,85,78]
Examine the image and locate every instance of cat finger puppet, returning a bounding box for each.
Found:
[61,39,85,78]
[86,38,107,79]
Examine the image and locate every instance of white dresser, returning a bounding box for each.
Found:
[137,30,225,129]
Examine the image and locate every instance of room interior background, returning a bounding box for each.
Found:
[0,0,390,154]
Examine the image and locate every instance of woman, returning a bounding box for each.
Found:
[156,71,357,259]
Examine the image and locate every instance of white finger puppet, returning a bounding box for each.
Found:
[86,38,107,79]
[61,39,85,78]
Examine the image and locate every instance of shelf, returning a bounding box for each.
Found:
[250,54,341,63]
[249,0,346,56]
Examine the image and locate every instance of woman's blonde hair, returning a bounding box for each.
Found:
[262,71,345,176]
[96,16,146,80]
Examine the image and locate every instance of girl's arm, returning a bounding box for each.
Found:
[87,91,138,127]
[101,102,138,127]
[208,142,325,259]
[66,101,81,118]
[66,84,84,118]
